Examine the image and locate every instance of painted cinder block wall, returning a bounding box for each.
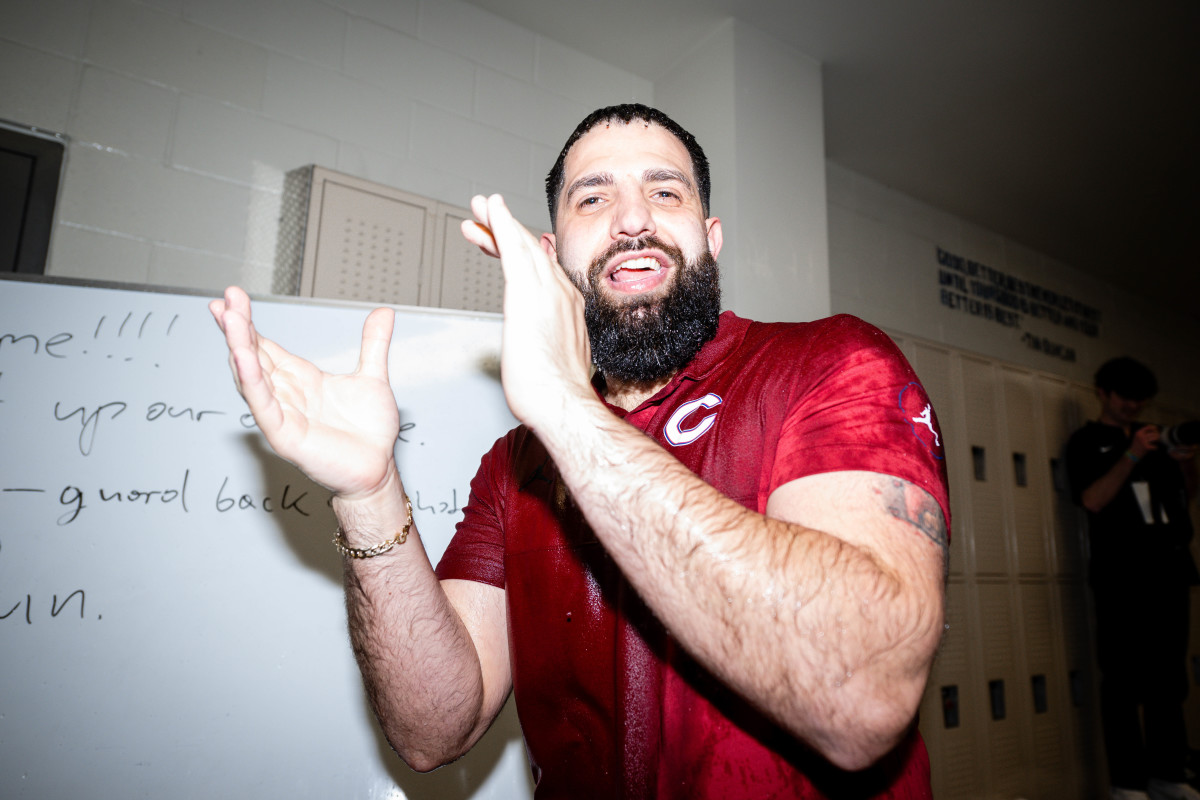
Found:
[1,0,650,294]
[5,0,1192,403]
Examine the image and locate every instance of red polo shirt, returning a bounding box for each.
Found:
[437,311,948,798]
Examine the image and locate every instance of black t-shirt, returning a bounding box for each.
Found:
[1066,420,1195,586]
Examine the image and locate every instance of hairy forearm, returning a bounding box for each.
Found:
[530,398,944,769]
[335,474,487,772]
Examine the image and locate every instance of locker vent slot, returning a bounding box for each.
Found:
[1012,452,1027,487]
[988,679,1006,720]
[972,446,987,481]
[940,685,960,728]
[1031,674,1048,713]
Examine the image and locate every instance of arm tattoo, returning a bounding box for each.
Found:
[881,476,949,559]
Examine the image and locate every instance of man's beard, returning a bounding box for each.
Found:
[566,235,721,384]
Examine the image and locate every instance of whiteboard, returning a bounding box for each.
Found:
[0,277,532,799]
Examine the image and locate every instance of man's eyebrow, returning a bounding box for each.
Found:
[565,168,696,203]
[565,172,614,202]
[643,168,694,192]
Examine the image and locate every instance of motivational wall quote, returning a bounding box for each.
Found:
[936,246,1101,362]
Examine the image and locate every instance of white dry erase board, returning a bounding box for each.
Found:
[0,276,533,800]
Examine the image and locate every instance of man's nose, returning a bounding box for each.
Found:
[609,192,655,240]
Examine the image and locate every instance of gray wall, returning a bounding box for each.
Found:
[827,162,1200,412]
[2,0,834,324]
[2,0,650,292]
[4,0,1194,406]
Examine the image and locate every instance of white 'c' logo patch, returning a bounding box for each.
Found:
[664,393,722,446]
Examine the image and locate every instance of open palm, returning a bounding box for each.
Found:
[211,287,400,500]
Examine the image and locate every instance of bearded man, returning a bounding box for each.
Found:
[212,104,949,799]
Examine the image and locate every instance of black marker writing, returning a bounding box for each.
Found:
[59,485,85,525]
[1,591,92,624]
[58,470,191,525]
[53,400,128,456]
[414,489,460,515]
[0,331,73,358]
[145,402,224,422]
[215,477,311,516]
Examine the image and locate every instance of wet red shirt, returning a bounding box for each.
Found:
[437,312,949,799]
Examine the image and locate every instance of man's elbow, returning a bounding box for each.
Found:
[395,743,465,775]
[401,752,445,775]
[817,678,926,772]
[823,738,903,773]
[809,626,939,771]
[386,730,475,774]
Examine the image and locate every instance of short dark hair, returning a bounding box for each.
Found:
[1094,357,1158,400]
[545,103,711,230]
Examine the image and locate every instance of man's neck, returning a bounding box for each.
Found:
[603,374,674,412]
[1098,411,1133,436]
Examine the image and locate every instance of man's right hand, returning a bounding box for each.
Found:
[209,286,401,501]
[1131,424,1161,459]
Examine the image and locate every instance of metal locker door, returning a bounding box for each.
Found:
[298,168,435,306]
[1036,375,1087,579]
[434,206,505,313]
[1059,579,1105,796]
[1019,581,1074,797]
[961,357,1011,578]
[919,580,985,798]
[1002,367,1050,576]
[976,581,1030,797]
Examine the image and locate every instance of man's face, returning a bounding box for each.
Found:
[1098,389,1147,428]
[541,122,724,382]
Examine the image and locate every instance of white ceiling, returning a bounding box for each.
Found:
[465,0,1199,320]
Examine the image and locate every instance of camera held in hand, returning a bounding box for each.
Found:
[1159,421,1200,449]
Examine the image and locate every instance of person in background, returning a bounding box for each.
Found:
[1067,357,1199,800]
[211,104,950,798]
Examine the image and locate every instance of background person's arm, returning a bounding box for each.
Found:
[1079,425,1158,512]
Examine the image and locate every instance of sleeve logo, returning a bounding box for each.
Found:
[664,393,722,446]
[899,383,944,460]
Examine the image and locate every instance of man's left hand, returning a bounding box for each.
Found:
[460,194,594,430]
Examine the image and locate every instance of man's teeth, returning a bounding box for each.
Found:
[618,257,661,272]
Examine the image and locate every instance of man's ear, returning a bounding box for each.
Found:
[540,232,557,260]
[705,217,723,258]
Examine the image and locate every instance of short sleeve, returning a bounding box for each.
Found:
[770,316,951,531]
[434,432,511,589]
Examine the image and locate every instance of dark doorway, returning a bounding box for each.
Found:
[0,124,66,274]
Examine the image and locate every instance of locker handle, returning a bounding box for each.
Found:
[988,679,1006,720]
[940,685,960,729]
[972,446,987,481]
[1031,674,1048,713]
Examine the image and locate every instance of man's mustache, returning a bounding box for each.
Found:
[587,235,685,284]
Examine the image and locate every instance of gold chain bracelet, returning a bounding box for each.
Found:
[332,498,413,559]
